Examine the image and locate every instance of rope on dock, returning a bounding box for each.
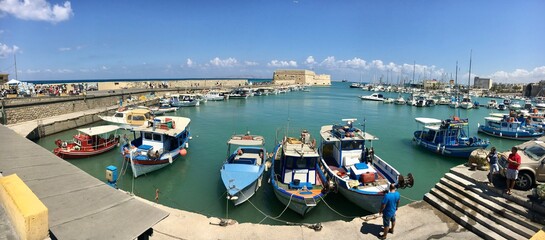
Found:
[318,195,361,219]
[400,194,419,202]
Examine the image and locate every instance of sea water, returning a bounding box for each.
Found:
[35,82,522,224]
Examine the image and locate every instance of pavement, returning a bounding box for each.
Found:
[139,196,478,240]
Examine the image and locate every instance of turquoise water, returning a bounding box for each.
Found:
[35,82,522,225]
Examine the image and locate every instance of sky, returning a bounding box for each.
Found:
[0,0,544,84]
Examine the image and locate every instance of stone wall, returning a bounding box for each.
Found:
[1,91,153,125]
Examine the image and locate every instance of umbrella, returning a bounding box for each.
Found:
[7,79,20,85]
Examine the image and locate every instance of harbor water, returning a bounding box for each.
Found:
[35,82,522,225]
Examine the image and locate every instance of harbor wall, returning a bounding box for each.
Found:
[1,91,156,125]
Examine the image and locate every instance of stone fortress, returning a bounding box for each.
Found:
[272,69,331,86]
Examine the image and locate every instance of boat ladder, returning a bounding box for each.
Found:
[304,197,317,207]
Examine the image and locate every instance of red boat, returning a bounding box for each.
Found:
[54,125,120,159]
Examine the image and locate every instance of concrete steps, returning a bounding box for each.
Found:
[424,166,545,240]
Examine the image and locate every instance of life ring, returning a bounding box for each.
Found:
[74,145,81,151]
[61,141,68,148]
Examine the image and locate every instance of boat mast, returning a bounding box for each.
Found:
[468,49,472,93]
[14,54,18,80]
[412,61,416,85]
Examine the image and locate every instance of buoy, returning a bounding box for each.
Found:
[179,148,187,156]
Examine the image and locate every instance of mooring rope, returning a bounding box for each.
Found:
[318,195,360,219]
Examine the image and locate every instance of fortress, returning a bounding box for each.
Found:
[272,69,331,86]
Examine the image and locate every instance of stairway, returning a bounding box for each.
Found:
[424,166,545,240]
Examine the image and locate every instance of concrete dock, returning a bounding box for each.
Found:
[3,104,545,239]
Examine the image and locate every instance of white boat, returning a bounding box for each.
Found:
[487,99,498,109]
[460,96,473,109]
[394,96,406,105]
[270,130,328,216]
[122,116,191,178]
[221,133,266,206]
[383,98,394,104]
[203,91,225,101]
[170,94,200,107]
[509,102,523,110]
[319,119,413,212]
[437,97,450,105]
[99,107,154,130]
[360,93,384,101]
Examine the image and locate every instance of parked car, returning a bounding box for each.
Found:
[498,139,545,190]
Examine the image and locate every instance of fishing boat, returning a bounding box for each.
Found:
[319,119,413,213]
[99,108,154,130]
[413,117,489,158]
[54,125,120,159]
[170,94,200,107]
[360,93,384,101]
[122,116,191,178]
[270,130,328,216]
[350,83,362,88]
[221,133,266,206]
[203,91,225,101]
[477,113,544,140]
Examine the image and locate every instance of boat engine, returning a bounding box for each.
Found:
[397,173,414,189]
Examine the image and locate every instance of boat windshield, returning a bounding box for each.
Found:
[341,140,364,150]
[524,145,545,161]
[285,156,317,170]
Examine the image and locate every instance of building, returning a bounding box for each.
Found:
[0,73,8,85]
[524,80,545,97]
[473,77,492,90]
[272,69,331,86]
[423,79,441,90]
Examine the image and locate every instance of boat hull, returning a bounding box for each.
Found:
[128,151,179,178]
[478,127,543,140]
[272,186,321,215]
[337,183,384,213]
[54,142,118,159]
[222,174,263,206]
[413,137,488,158]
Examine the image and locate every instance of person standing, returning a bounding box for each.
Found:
[487,147,499,185]
[506,147,521,195]
[379,184,400,239]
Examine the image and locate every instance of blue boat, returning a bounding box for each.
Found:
[122,116,191,178]
[220,133,266,206]
[270,130,329,216]
[318,119,413,213]
[478,113,544,140]
[413,117,489,158]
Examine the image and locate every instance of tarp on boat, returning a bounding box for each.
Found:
[77,125,120,136]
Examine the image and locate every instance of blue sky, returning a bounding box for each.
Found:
[1,0,544,83]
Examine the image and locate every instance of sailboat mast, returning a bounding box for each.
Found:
[14,54,18,80]
[468,49,472,91]
[412,61,416,85]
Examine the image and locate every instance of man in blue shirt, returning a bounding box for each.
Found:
[379,183,400,239]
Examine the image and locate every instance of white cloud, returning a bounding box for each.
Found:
[0,0,73,23]
[58,47,71,51]
[0,43,19,57]
[268,60,298,67]
[244,61,258,66]
[57,68,73,73]
[487,66,545,83]
[101,66,109,70]
[210,57,238,67]
[186,58,194,67]
[305,56,316,65]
